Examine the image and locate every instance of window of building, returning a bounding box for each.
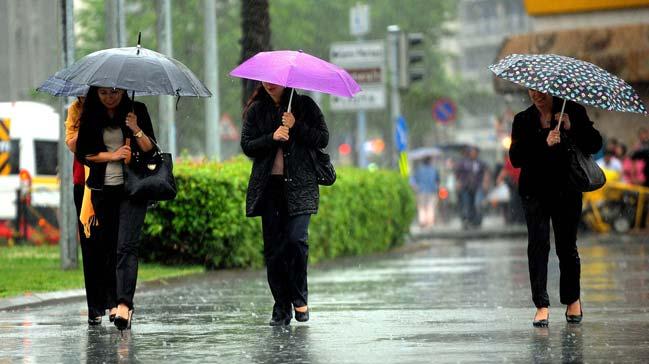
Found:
[7,139,20,175]
[34,140,57,175]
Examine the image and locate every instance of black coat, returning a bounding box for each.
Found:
[241,89,329,217]
[509,98,602,197]
[76,101,157,190]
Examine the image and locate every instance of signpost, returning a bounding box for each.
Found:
[395,116,409,176]
[432,98,457,124]
[330,41,386,111]
[331,40,385,168]
[0,118,10,175]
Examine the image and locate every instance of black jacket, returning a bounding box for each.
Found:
[241,89,329,217]
[76,102,157,190]
[509,98,602,197]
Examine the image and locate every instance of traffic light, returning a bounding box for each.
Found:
[398,32,425,89]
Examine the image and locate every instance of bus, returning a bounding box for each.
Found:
[0,101,60,243]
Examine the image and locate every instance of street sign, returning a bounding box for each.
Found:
[350,3,370,37]
[330,41,386,111]
[219,113,239,141]
[395,116,408,152]
[432,98,457,124]
[0,118,10,175]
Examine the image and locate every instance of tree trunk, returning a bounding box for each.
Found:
[240,0,271,106]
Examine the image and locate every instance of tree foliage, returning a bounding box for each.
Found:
[75,0,462,160]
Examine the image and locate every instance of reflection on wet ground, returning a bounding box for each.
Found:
[1,236,648,363]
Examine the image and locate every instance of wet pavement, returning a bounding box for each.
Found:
[1,235,649,363]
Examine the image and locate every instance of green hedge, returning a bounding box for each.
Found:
[142,156,416,269]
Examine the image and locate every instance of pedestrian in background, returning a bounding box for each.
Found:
[241,82,329,326]
[617,144,645,185]
[509,89,602,327]
[65,96,117,325]
[631,128,649,187]
[413,157,440,228]
[454,146,487,228]
[76,86,156,330]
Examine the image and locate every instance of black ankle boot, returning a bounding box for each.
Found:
[269,304,292,326]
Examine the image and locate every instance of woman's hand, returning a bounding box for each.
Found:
[282,112,295,128]
[554,113,571,131]
[112,144,131,161]
[546,129,561,147]
[125,112,140,133]
[273,125,290,141]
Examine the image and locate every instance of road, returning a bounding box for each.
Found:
[1,235,648,363]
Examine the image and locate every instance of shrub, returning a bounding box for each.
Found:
[142,156,415,269]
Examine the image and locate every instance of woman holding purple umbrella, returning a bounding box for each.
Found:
[241,82,329,326]
[509,89,602,328]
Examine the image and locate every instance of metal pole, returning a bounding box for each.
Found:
[105,0,118,47]
[117,0,126,47]
[356,35,367,168]
[204,0,220,160]
[59,0,77,269]
[387,25,401,169]
[156,0,176,156]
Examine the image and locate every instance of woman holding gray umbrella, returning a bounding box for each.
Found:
[241,82,329,326]
[76,86,156,331]
[509,89,602,327]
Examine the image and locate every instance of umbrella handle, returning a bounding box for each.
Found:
[555,99,566,131]
[287,88,294,114]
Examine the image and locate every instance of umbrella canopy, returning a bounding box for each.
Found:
[51,46,211,97]
[36,76,159,97]
[489,53,647,115]
[37,76,89,97]
[408,147,442,161]
[229,50,361,98]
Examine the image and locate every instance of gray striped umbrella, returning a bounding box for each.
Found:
[489,53,647,115]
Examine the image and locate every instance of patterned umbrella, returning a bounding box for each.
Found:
[489,54,647,115]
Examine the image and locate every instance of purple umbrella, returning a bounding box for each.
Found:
[229,50,361,112]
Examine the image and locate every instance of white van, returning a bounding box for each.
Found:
[0,102,60,230]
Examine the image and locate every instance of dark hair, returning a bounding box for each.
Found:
[79,86,132,129]
[242,84,294,119]
[76,86,132,160]
[242,84,265,118]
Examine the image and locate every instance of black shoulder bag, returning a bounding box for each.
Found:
[309,148,336,186]
[125,141,177,201]
[565,138,606,192]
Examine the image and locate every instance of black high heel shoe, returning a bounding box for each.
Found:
[294,307,309,322]
[88,316,102,326]
[114,310,133,331]
[533,310,549,328]
[565,300,583,324]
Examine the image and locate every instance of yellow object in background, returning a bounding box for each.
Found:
[399,152,409,177]
[524,0,649,15]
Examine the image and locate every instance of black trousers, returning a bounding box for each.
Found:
[92,185,148,310]
[261,176,310,317]
[522,190,582,308]
[74,184,110,318]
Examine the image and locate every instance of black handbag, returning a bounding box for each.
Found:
[565,139,606,192]
[310,148,336,186]
[125,146,177,201]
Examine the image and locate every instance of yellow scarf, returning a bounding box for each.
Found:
[66,100,98,238]
[79,166,97,238]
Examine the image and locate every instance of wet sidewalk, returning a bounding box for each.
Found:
[410,214,528,240]
[1,235,648,363]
